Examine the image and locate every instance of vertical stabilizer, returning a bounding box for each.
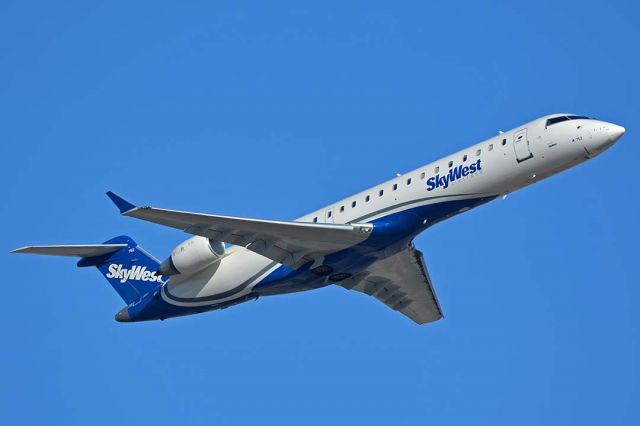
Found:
[77,236,165,305]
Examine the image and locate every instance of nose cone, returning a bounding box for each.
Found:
[608,123,626,144]
[583,121,625,158]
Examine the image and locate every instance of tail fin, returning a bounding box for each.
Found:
[12,235,165,305]
[77,236,165,304]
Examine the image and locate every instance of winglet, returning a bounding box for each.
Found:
[106,191,137,214]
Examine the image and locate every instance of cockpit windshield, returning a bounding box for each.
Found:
[546,115,591,127]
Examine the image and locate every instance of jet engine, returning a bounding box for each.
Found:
[158,236,225,276]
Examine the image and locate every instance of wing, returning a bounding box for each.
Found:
[338,245,443,324]
[106,192,372,269]
[11,244,127,257]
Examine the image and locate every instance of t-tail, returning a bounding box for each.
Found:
[11,235,166,321]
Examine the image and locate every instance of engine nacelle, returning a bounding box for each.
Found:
[159,236,225,277]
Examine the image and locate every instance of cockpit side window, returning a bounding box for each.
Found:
[546,116,571,127]
[546,115,592,128]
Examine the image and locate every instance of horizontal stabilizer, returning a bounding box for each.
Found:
[11,244,127,257]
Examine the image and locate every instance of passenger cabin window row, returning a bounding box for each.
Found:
[311,169,421,223]
[311,133,515,223]
[422,136,508,185]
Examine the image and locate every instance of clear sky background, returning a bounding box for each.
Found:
[1,1,639,424]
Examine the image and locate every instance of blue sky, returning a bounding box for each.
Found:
[2,1,639,424]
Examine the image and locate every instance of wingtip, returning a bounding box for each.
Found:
[106,191,137,214]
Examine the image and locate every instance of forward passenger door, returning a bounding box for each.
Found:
[513,128,533,162]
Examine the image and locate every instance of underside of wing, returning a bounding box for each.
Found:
[106,192,372,268]
[338,245,443,324]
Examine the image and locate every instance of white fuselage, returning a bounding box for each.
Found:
[161,114,625,308]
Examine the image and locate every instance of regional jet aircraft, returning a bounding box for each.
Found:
[12,114,625,324]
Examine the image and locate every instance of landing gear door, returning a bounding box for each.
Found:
[513,128,533,163]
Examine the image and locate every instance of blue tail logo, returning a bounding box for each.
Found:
[77,235,166,305]
[105,263,165,284]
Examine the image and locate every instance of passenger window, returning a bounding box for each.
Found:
[502,138,507,146]
[379,189,384,196]
[327,211,332,218]
[365,195,370,202]
[352,201,357,208]
[488,144,493,151]
[393,183,398,190]
[434,166,439,173]
[340,206,344,212]
[448,161,453,168]
[476,149,481,156]
[420,172,425,179]
[313,217,318,223]
[463,154,467,162]
[406,178,411,185]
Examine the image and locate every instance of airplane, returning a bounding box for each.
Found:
[12,113,625,324]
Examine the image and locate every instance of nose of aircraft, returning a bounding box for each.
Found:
[583,120,625,157]
[607,123,626,143]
